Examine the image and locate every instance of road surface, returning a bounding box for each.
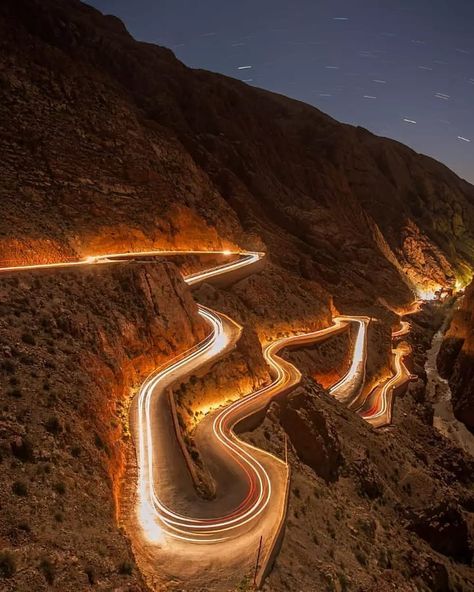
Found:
[329,316,370,404]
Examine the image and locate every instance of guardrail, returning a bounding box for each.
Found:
[255,463,292,589]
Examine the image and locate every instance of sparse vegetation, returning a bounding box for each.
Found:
[45,416,62,435]
[118,560,133,575]
[12,480,28,496]
[40,558,55,584]
[0,550,16,578]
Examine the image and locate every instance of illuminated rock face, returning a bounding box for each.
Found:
[438,280,474,431]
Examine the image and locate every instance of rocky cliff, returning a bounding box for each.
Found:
[245,376,474,592]
[438,283,474,431]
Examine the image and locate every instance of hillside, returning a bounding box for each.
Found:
[1,1,474,591]
[1,0,474,312]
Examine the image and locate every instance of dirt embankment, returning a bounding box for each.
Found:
[0,262,206,590]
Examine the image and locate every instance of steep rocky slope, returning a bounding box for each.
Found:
[246,378,474,592]
[438,282,474,431]
[0,263,206,590]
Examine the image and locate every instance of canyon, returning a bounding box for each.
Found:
[1,0,474,591]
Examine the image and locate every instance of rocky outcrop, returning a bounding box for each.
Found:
[285,329,352,389]
[278,384,343,483]
[408,503,472,563]
[438,282,474,430]
[244,372,474,592]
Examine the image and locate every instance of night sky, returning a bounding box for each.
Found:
[88,0,473,183]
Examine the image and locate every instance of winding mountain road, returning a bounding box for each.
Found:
[0,248,414,587]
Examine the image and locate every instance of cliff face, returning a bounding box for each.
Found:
[1,0,474,314]
[438,283,474,431]
[0,263,206,590]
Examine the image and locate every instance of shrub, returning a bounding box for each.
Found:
[45,416,62,435]
[355,549,367,566]
[12,481,28,496]
[54,512,64,523]
[11,437,35,462]
[21,333,36,346]
[85,566,96,584]
[19,354,34,365]
[118,560,133,575]
[40,558,55,584]
[8,388,22,399]
[53,482,66,495]
[2,360,15,373]
[94,433,104,449]
[0,550,16,578]
[337,572,348,591]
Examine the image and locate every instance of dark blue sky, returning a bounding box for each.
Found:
[88,0,473,183]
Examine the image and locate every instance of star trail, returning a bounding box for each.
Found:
[88,0,473,182]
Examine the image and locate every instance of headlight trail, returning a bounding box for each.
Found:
[356,319,414,426]
[136,304,350,544]
[329,316,370,404]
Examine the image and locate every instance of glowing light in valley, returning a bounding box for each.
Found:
[417,287,438,300]
[403,118,417,124]
[458,136,471,142]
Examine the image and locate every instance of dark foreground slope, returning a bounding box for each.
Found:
[0,263,206,590]
[1,0,474,314]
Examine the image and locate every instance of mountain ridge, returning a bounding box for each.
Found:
[1,0,474,311]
